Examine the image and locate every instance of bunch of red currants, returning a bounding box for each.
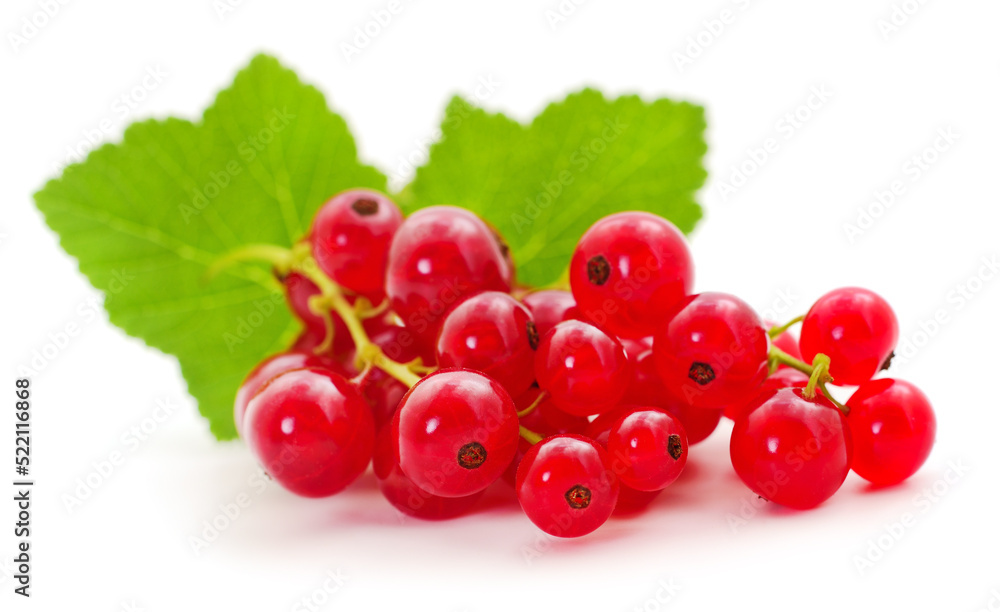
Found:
[233,189,936,538]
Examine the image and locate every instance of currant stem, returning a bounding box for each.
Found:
[768,315,805,339]
[203,243,298,282]
[405,359,437,375]
[296,255,422,389]
[768,346,849,415]
[817,382,849,415]
[768,346,814,375]
[516,390,549,419]
[359,343,422,389]
[519,425,543,445]
[803,354,831,399]
[307,294,337,354]
[800,354,849,415]
[817,381,849,415]
[355,297,391,320]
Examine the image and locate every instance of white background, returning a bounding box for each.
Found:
[2,0,999,610]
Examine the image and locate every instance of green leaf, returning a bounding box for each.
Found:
[34,55,386,440]
[398,89,707,287]
[35,56,706,443]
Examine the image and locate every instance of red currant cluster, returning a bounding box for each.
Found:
[233,189,936,538]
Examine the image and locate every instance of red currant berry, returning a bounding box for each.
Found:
[652,292,769,410]
[730,387,852,509]
[386,206,513,349]
[392,369,518,497]
[521,290,579,339]
[310,189,403,304]
[244,367,374,498]
[846,378,936,486]
[722,368,809,421]
[436,291,538,398]
[534,320,631,417]
[373,426,483,520]
[608,408,688,491]
[622,346,665,406]
[234,351,343,435]
[516,434,619,538]
[799,287,899,386]
[570,212,693,339]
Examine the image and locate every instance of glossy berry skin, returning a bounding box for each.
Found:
[620,336,653,360]
[570,212,693,339]
[234,351,343,435]
[622,344,668,407]
[373,426,483,520]
[846,378,936,486]
[608,409,688,492]
[662,400,722,446]
[730,388,853,510]
[502,386,589,485]
[310,189,404,303]
[386,206,514,349]
[516,434,619,538]
[392,369,518,498]
[436,291,538,398]
[722,368,809,421]
[534,320,631,417]
[243,368,374,498]
[624,347,721,444]
[652,292,769,410]
[521,290,579,339]
[800,287,899,386]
